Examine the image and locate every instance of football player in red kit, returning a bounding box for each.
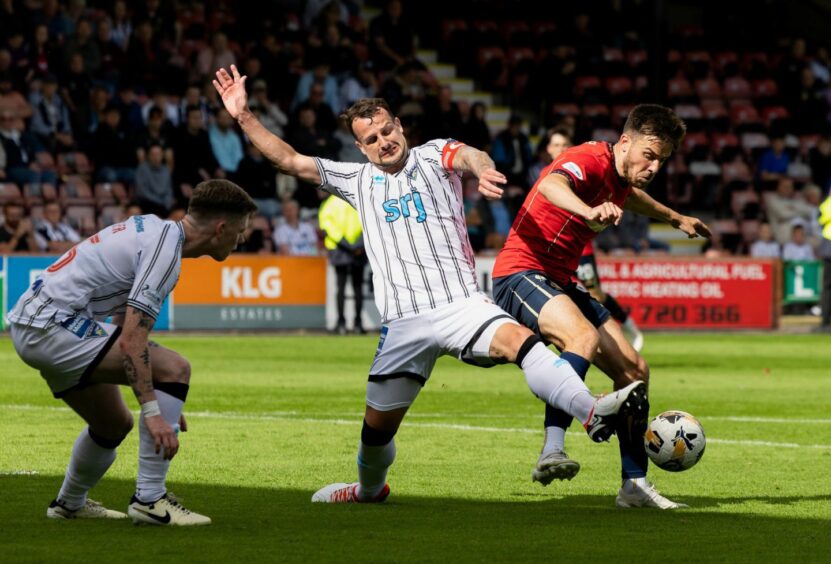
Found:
[493,105,711,509]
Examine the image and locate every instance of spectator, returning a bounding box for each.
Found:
[36,0,72,44]
[273,199,318,256]
[461,102,492,152]
[172,105,224,203]
[791,67,828,134]
[340,61,378,109]
[195,32,236,81]
[766,178,817,244]
[749,222,781,258]
[0,71,31,124]
[423,85,463,140]
[809,134,831,190]
[818,191,831,331]
[63,18,101,74]
[309,23,355,78]
[134,143,174,217]
[26,24,58,82]
[0,110,57,185]
[95,17,124,85]
[292,62,341,113]
[491,115,533,188]
[288,105,340,161]
[235,144,280,219]
[142,88,179,127]
[89,105,136,184]
[333,119,366,163]
[34,201,80,253]
[209,108,244,175]
[112,83,144,133]
[178,83,210,128]
[108,0,132,52]
[369,0,415,71]
[60,52,92,133]
[319,192,367,334]
[248,79,288,138]
[0,202,36,252]
[29,74,73,152]
[757,135,790,183]
[782,222,816,260]
[135,106,174,164]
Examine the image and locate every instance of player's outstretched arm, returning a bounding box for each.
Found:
[538,173,623,227]
[213,65,321,185]
[120,305,179,460]
[625,187,711,239]
[453,146,506,200]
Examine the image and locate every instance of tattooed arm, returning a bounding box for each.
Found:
[119,305,179,459]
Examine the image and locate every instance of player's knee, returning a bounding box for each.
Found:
[493,324,533,364]
[158,354,191,384]
[89,412,132,448]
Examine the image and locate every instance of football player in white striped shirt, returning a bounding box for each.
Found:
[214,65,647,504]
[8,180,257,525]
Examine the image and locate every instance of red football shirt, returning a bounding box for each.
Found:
[492,141,631,284]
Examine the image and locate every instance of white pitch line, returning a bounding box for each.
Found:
[3,404,830,450]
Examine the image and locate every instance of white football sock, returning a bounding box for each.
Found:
[542,426,567,454]
[356,439,396,501]
[57,428,117,510]
[135,390,184,503]
[521,343,595,424]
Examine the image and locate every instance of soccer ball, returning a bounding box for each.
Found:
[644,411,706,472]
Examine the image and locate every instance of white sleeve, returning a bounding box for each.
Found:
[127,222,183,319]
[313,157,362,209]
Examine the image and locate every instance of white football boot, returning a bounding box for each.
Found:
[531,450,580,485]
[584,380,648,442]
[616,479,688,509]
[128,493,211,526]
[311,482,390,503]
[47,498,127,519]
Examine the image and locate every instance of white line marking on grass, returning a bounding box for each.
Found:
[706,416,831,425]
[4,404,829,450]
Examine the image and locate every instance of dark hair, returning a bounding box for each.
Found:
[340,98,393,139]
[623,104,686,151]
[188,179,258,217]
[548,127,572,143]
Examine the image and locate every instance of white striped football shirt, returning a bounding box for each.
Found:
[315,138,479,323]
[8,215,184,329]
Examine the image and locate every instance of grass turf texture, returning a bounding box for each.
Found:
[1,333,829,563]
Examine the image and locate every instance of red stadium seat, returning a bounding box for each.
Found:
[674,104,704,132]
[94,182,128,208]
[98,205,126,230]
[23,182,57,208]
[740,132,770,158]
[695,76,723,100]
[442,19,468,42]
[712,132,741,159]
[626,49,648,72]
[799,134,820,157]
[730,103,761,128]
[722,159,753,183]
[714,51,739,75]
[551,103,580,119]
[591,128,618,143]
[683,131,709,154]
[753,79,779,100]
[605,76,633,97]
[731,189,759,217]
[667,76,693,99]
[611,104,635,127]
[506,47,535,70]
[60,178,95,207]
[574,75,602,97]
[723,76,752,101]
[582,104,611,128]
[762,106,790,127]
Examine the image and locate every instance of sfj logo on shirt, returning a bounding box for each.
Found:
[382,191,427,223]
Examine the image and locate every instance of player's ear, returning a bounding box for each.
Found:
[619,132,632,153]
[394,117,403,131]
[355,140,367,157]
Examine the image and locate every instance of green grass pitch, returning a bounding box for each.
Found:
[1,333,830,562]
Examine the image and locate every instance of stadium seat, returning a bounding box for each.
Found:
[667,75,694,100]
[472,20,501,47]
[64,205,97,237]
[56,152,92,177]
[722,159,753,183]
[476,46,507,88]
[674,104,705,132]
[551,103,580,121]
[94,182,128,208]
[0,182,22,205]
[683,131,710,160]
[742,51,769,79]
[762,105,790,127]
[591,128,618,143]
[60,178,95,207]
[799,134,820,157]
[686,50,712,78]
[740,132,770,160]
[603,47,627,75]
[702,100,730,132]
[35,151,56,171]
[23,182,58,208]
[605,76,633,100]
[787,161,813,184]
[695,76,723,100]
[753,79,779,101]
[611,104,635,127]
[581,103,611,129]
[712,132,741,161]
[731,188,760,217]
[506,47,536,72]
[739,219,761,245]
[574,75,603,99]
[714,51,740,77]
[730,103,762,132]
[502,21,531,47]
[723,76,752,101]
[666,49,682,75]
[626,49,648,74]
[98,205,126,230]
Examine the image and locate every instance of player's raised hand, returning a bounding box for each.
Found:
[676,215,712,238]
[477,167,507,200]
[212,64,248,120]
[585,201,623,226]
[145,414,180,460]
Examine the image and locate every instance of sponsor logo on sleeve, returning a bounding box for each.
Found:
[561,162,584,180]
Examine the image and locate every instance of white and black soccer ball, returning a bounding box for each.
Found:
[644,411,706,472]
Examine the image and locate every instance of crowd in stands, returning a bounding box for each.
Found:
[1,0,830,262]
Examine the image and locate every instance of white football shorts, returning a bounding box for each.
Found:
[10,316,121,398]
[366,292,518,411]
